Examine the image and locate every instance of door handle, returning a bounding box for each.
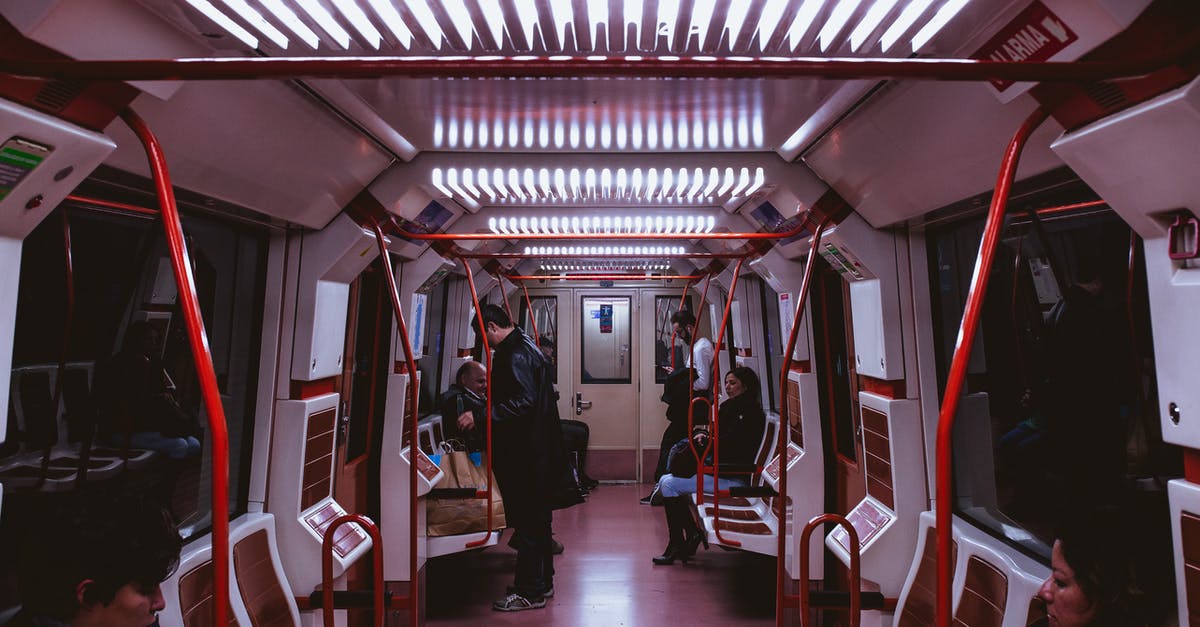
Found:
[575,392,592,415]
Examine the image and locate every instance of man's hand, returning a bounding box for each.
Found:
[457,411,475,431]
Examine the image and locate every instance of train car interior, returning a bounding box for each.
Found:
[0,0,1198,625]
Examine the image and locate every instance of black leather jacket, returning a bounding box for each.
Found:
[489,328,573,518]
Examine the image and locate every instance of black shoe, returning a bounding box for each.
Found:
[581,476,599,490]
[639,492,655,505]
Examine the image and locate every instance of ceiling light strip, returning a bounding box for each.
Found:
[294,0,351,48]
[259,0,320,48]
[493,215,714,236]
[218,0,290,48]
[185,0,259,48]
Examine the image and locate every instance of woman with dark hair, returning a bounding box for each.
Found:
[1036,503,1172,626]
[651,365,766,565]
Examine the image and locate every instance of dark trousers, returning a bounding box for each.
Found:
[509,505,554,596]
[560,419,590,476]
[653,420,689,481]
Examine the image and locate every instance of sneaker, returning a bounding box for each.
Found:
[639,485,661,505]
[493,593,546,612]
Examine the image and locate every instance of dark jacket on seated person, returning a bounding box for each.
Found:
[712,392,766,468]
[438,383,486,452]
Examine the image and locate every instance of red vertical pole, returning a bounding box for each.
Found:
[120,109,231,627]
[799,514,862,627]
[935,108,1048,627]
[520,282,541,352]
[368,221,422,625]
[322,514,385,626]
[775,215,829,627]
[709,258,743,546]
[689,274,713,501]
[460,260,496,547]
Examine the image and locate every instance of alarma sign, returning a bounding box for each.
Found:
[972,1,1078,91]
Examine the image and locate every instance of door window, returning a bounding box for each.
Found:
[580,296,632,384]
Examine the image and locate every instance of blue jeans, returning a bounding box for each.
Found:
[657,473,748,498]
[123,432,201,460]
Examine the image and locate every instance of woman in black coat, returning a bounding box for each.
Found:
[651,366,766,565]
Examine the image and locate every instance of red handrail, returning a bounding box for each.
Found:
[494,271,515,325]
[65,194,160,216]
[321,514,385,627]
[120,108,231,627]
[935,107,1048,627]
[686,274,714,489]
[5,49,1191,82]
[459,259,497,548]
[706,258,744,547]
[797,514,863,627]
[775,215,830,627]
[669,280,691,371]
[367,220,421,626]
[503,274,704,281]
[519,282,541,352]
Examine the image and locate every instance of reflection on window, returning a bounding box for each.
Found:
[654,295,692,383]
[580,296,631,384]
[522,295,558,379]
[928,207,1176,560]
[3,202,268,545]
[345,260,393,461]
[812,258,858,463]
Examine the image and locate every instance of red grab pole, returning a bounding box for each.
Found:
[368,221,421,626]
[460,259,497,548]
[775,215,829,627]
[519,282,541,352]
[799,514,863,627]
[321,514,385,627]
[707,258,744,547]
[934,107,1048,627]
[669,280,691,371]
[120,109,231,627]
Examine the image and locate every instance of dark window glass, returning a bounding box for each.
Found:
[653,295,692,383]
[811,258,857,462]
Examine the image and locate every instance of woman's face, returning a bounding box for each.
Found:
[724,373,745,399]
[1038,540,1096,627]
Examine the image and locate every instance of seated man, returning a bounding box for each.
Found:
[537,336,598,490]
[439,360,488,452]
[12,495,183,627]
[96,320,201,460]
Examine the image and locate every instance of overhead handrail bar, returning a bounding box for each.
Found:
[935,107,1049,627]
[120,108,232,627]
[392,224,809,242]
[458,258,497,548]
[321,514,385,627]
[64,194,160,217]
[519,282,541,353]
[775,214,830,627]
[704,258,745,547]
[457,250,749,259]
[367,220,421,626]
[35,212,75,490]
[798,514,863,627]
[493,271,516,326]
[1026,210,1070,297]
[5,45,1196,82]
[503,274,704,281]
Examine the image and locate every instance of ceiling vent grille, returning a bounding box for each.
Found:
[34,80,84,112]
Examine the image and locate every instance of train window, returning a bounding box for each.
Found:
[755,277,784,413]
[579,295,632,384]
[811,258,859,463]
[4,201,268,543]
[927,205,1176,560]
[521,295,558,373]
[653,295,692,383]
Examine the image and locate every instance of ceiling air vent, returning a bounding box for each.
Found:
[34,80,84,113]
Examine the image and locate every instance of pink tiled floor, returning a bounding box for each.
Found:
[426,484,777,625]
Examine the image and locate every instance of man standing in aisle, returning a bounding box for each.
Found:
[643,308,715,505]
[473,304,569,611]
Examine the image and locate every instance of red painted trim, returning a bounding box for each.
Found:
[1184,449,1200,484]
[120,109,231,627]
[858,376,905,400]
[789,361,811,374]
[736,347,752,357]
[455,348,473,358]
[935,108,1049,627]
[290,377,336,399]
[394,361,411,374]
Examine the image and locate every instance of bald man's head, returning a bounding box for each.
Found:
[456,360,487,397]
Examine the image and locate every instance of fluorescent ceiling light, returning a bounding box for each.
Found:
[786,0,824,51]
[880,0,934,51]
[259,0,319,48]
[443,0,477,47]
[493,213,716,235]
[184,0,258,48]
[332,0,382,48]
[218,0,289,48]
[819,0,863,52]
[405,0,447,49]
[367,0,414,48]
[911,0,970,51]
[295,0,350,48]
[850,0,900,52]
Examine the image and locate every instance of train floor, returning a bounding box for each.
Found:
[425,483,777,625]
